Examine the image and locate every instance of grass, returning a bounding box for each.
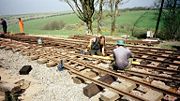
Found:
[96,10,157,37]
[157,41,180,50]
[6,13,81,37]
[1,10,158,38]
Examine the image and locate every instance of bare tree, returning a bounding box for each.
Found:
[107,0,129,35]
[96,0,121,35]
[97,0,104,34]
[108,0,121,35]
[154,0,164,36]
[60,0,95,34]
[155,0,180,40]
[163,0,180,40]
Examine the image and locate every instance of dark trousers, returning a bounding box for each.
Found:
[3,26,7,33]
[112,63,124,71]
[90,49,102,56]
[111,62,126,71]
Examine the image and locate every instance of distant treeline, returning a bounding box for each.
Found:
[1,12,74,25]
[23,12,74,22]
[121,7,158,11]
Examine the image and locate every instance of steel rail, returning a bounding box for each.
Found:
[122,69,180,81]
[64,64,146,101]
[1,37,179,72]
[68,59,180,98]
[1,38,180,98]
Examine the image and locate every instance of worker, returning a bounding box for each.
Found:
[0,18,7,34]
[18,18,24,33]
[111,40,133,71]
[87,35,106,56]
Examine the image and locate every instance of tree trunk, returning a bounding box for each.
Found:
[97,0,103,35]
[110,0,119,35]
[65,0,95,35]
[86,20,93,34]
[172,0,177,14]
[110,0,114,35]
[155,0,164,37]
[111,15,116,35]
[172,0,178,40]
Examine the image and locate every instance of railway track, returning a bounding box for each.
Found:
[0,36,180,100]
[4,34,180,71]
[69,35,160,46]
[2,34,180,74]
[4,34,180,55]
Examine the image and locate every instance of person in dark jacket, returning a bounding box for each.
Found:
[87,36,106,56]
[0,18,7,33]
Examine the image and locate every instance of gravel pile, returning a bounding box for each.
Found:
[0,49,89,101]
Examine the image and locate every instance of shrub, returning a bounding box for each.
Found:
[157,1,180,41]
[65,24,76,30]
[157,30,180,41]
[43,20,65,30]
[133,32,147,39]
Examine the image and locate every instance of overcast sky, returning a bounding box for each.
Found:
[0,0,155,15]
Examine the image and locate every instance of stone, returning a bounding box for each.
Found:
[164,94,178,101]
[98,74,117,84]
[142,90,163,101]
[90,92,102,101]
[157,57,165,61]
[129,76,143,81]
[100,89,120,101]
[83,83,103,98]
[136,85,150,93]
[30,55,39,60]
[0,91,5,101]
[111,81,136,92]
[130,90,144,97]
[46,61,57,67]
[97,63,110,69]
[121,95,139,101]
[0,81,21,93]
[165,51,173,54]
[83,74,116,98]
[0,46,5,49]
[74,65,85,71]
[151,80,170,90]
[4,46,12,50]
[72,76,84,84]
[178,56,180,59]
[21,52,29,56]
[174,61,180,64]
[93,76,101,80]
[15,79,31,90]
[37,58,48,64]
[19,65,32,75]
[111,82,127,91]
[80,69,97,78]
[92,69,106,76]
[12,48,21,52]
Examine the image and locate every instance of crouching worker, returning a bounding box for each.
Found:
[87,36,106,56]
[111,40,133,71]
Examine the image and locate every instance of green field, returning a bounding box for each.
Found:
[1,10,158,38]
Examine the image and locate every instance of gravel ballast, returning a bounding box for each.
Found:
[0,49,89,101]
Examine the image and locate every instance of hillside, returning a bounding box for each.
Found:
[1,10,158,37]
